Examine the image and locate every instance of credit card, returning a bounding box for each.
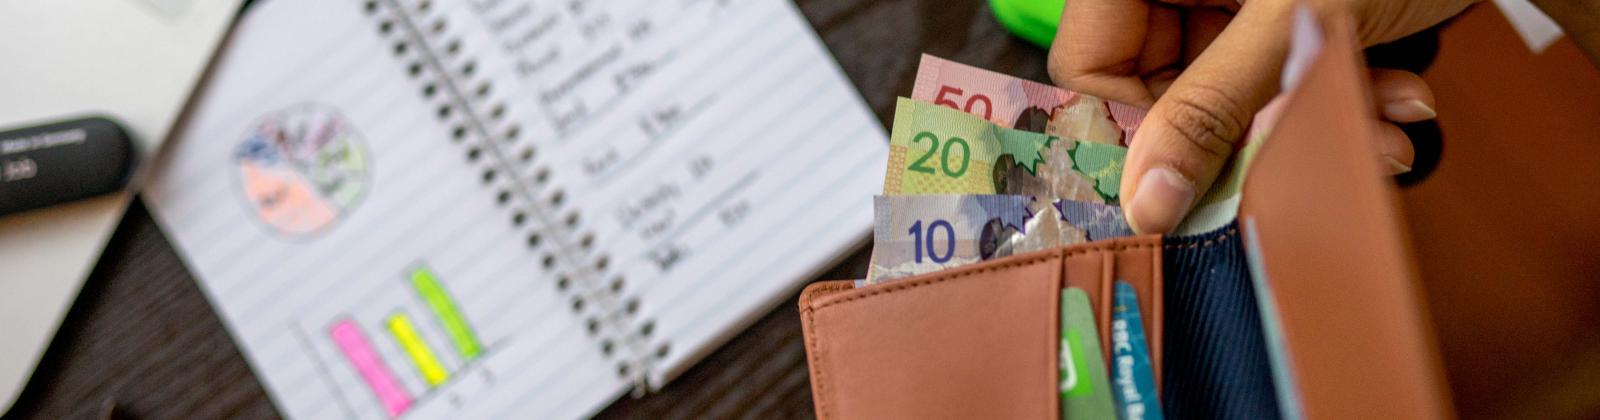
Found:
[1111,280,1164,420]
[1061,287,1115,419]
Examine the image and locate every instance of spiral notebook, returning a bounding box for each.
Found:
[143,0,885,418]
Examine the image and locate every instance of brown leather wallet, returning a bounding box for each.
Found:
[800,236,1162,419]
[798,13,1451,420]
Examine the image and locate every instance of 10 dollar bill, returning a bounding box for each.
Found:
[866,194,1132,284]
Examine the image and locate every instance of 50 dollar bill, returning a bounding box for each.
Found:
[913,54,1145,146]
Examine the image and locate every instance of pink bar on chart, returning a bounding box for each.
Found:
[330,319,413,417]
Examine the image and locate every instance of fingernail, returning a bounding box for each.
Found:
[1127,167,1196,235]
[1383,99,1437,121]
[1383,155,1413,175]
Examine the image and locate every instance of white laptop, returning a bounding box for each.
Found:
[0,0,241,413]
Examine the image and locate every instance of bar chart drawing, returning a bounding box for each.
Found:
[314,263,496,418]
[387,312,451,387]
[330,319,414,416]
[409,267,484,360]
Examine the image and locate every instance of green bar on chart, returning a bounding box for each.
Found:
[386,312,450,387]
[410,266,483,360]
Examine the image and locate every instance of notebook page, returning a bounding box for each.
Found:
[427,0,887,384]
[145,0,627,418]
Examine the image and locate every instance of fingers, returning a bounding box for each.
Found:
[1368,68,1437,123]
[1139,6,1184,98]
[1182,8,1232,64]
[1120,0,1296,234]
[1153,0,1236,8]
[1368,69,1430,175]
[1049,0,1164,107]
[1374,122,1416,174]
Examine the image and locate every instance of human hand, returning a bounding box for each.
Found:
[1048,0,1476,234]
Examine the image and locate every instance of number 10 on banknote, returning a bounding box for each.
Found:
[906,219,958,264]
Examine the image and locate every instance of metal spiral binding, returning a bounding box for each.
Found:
[361,0,665,393]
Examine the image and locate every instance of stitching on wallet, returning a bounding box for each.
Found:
[802,283,849,417]
[812,240,1159,310]
[803,300,828,417]
[802,282,853,418]
[804,239,1160,416]
[1163,227,1239,249]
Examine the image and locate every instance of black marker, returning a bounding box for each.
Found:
[0,116,137,216]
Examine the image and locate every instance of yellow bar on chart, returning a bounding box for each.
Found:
[386,312,450,387]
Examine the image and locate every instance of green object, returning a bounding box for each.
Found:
[989,0,1066,48]
[1067,141,1128,202]
[884,98,1129,205]
[1060,287,1116,419]
[410,266,483,360]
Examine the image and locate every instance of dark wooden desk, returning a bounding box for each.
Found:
[3,0,1053,418]
[11,2,1600,419]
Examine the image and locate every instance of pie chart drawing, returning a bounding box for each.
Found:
[233,104,369,238]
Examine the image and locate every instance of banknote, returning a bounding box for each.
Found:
[1056,199,1135,240]
[1172,127,1269,235]
[1062,287,1116,420]
[1111,281,1164,420]
[913,54,1145,146]
[883,98,1129,204]
[865,194,1132,284]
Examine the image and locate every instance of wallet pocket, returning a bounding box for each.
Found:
[1066,236,1164,387]
[800,235,1163,419]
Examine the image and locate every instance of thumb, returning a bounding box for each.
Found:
[1121,1,1295,234]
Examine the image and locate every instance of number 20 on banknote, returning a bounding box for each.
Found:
[906,132,971,179]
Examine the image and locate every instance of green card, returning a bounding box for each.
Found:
[1061,287,1116,419]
